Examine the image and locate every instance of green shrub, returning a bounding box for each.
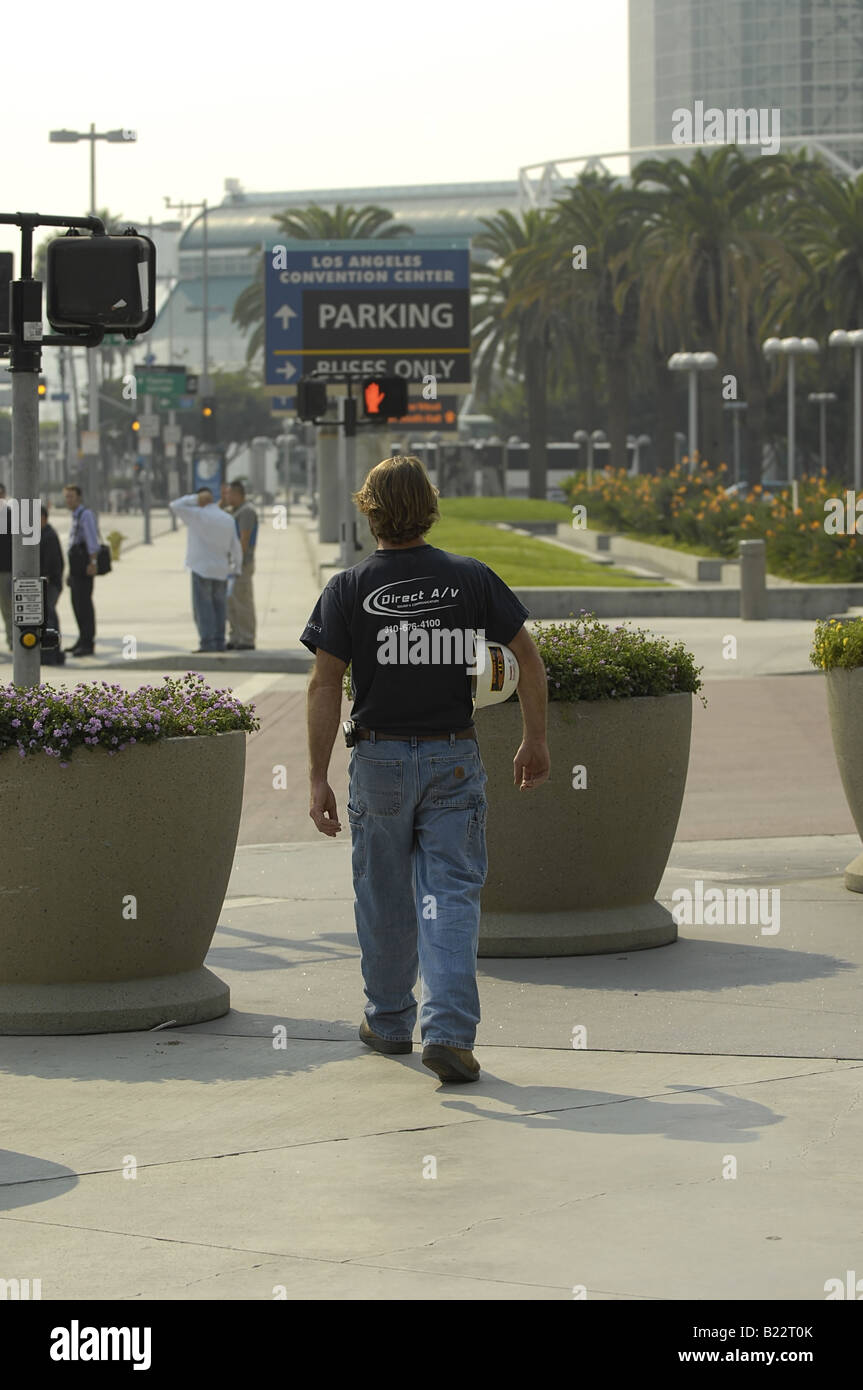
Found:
[810,617,863,670]
[532,613,706,703]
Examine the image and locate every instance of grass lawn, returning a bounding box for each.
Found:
[429,514,665,587]
[437,496,574,523]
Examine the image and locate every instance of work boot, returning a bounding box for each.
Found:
[422,1044,480,1083]
[359,1018,412,1055]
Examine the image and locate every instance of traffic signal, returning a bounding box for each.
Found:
[46,229,156,338]
[131,417,141,444]
[362,376,408,420]
[200,397,216,444]
[37,377,47,401]
[297,378,327,421]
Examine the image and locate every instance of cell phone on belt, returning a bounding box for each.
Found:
[343,720,357,747]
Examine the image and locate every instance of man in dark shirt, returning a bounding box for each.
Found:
[300,454,550,1084]
[40,505,65,666]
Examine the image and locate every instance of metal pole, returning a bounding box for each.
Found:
[87,124,100,515]
[169,408,177,530]
[733,410,741,485]
[855,345,862,492]
[338,393,357,569]
[587,438,594,487]
[11,373,41,687]
[688,369,697,474]
[787,354,796,484]
[820,400,827,473]
[142,393,152,544]
[202,199,209,393]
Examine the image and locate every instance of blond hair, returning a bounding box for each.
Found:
[352,455,440,543]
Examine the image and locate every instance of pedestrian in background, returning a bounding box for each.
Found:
[226,480,258,651]
[40,505,65,667]
[63,483,100,657]
[0,485,12,653]
[170,488,242,653]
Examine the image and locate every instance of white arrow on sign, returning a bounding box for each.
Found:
[274,304,297,329]
[276,361,297,381]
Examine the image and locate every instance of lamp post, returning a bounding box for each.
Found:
[762,337,820,484]
[165,196,210,394]
[827,329,863,490]
[49,124,136,510]
[808,391,838,474]
[627,432,651,475]
[667,351,718,475]
[723,401,748,485]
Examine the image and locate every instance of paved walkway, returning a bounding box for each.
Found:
[2,507,861,1300]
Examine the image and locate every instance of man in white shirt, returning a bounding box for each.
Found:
[170,488,243,653]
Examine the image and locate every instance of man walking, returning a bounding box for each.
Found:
[225,481,258,651]
[300,455,550,1085]
[170,488,242,653]
[63,483,100,657]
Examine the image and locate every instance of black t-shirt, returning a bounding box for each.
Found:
[299,543,529,733]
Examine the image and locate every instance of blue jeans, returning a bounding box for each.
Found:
[191,572,227,651]
[347,732,489,1049]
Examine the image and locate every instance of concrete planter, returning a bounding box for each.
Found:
[0,730,246,1034]
[825,668,863,892]
[476,693,692,956]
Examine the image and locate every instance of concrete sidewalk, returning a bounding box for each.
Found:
[1,829,862,1300]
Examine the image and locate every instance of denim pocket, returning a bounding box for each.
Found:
[353,753,403,816]
[429,749,481,807]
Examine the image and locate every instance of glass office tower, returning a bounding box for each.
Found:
[630,0,863,168]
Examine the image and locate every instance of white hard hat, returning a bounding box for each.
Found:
[471,636,519,709]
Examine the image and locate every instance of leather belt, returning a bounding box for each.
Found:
[355,727,477,743]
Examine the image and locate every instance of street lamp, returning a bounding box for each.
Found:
[49,123,137,511]
[828,329,863,489]
[723,401,748,485]
[807,391,838,474]
[572,425,605,486]
[762,336,820,483]
[667,351,718,475]
[165,196,211,394]
[627,432,651,475]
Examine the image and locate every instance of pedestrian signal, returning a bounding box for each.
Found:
[297,378,328,421]
[362,377,408,419]
[46,229,156,338]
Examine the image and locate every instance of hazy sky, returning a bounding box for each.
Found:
[2,0,629,259]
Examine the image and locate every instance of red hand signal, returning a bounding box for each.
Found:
[364,381,385,414]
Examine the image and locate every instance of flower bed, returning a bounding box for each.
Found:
[0,673,259,763]
[564,465,863,583]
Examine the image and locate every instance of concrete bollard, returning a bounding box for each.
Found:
[739,539,767,620]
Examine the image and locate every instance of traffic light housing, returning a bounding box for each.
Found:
[297,378,328,421]
[46,229,156,338]
[37,377,47,401]
[200,397,216,444]
[362,376,408,420]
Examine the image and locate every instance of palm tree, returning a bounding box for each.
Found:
[633,147,792,478]
[509,173,643,471]
[472,208,574,496]
[233,204,413,365]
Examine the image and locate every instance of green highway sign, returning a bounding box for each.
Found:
[136,366,188,409]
